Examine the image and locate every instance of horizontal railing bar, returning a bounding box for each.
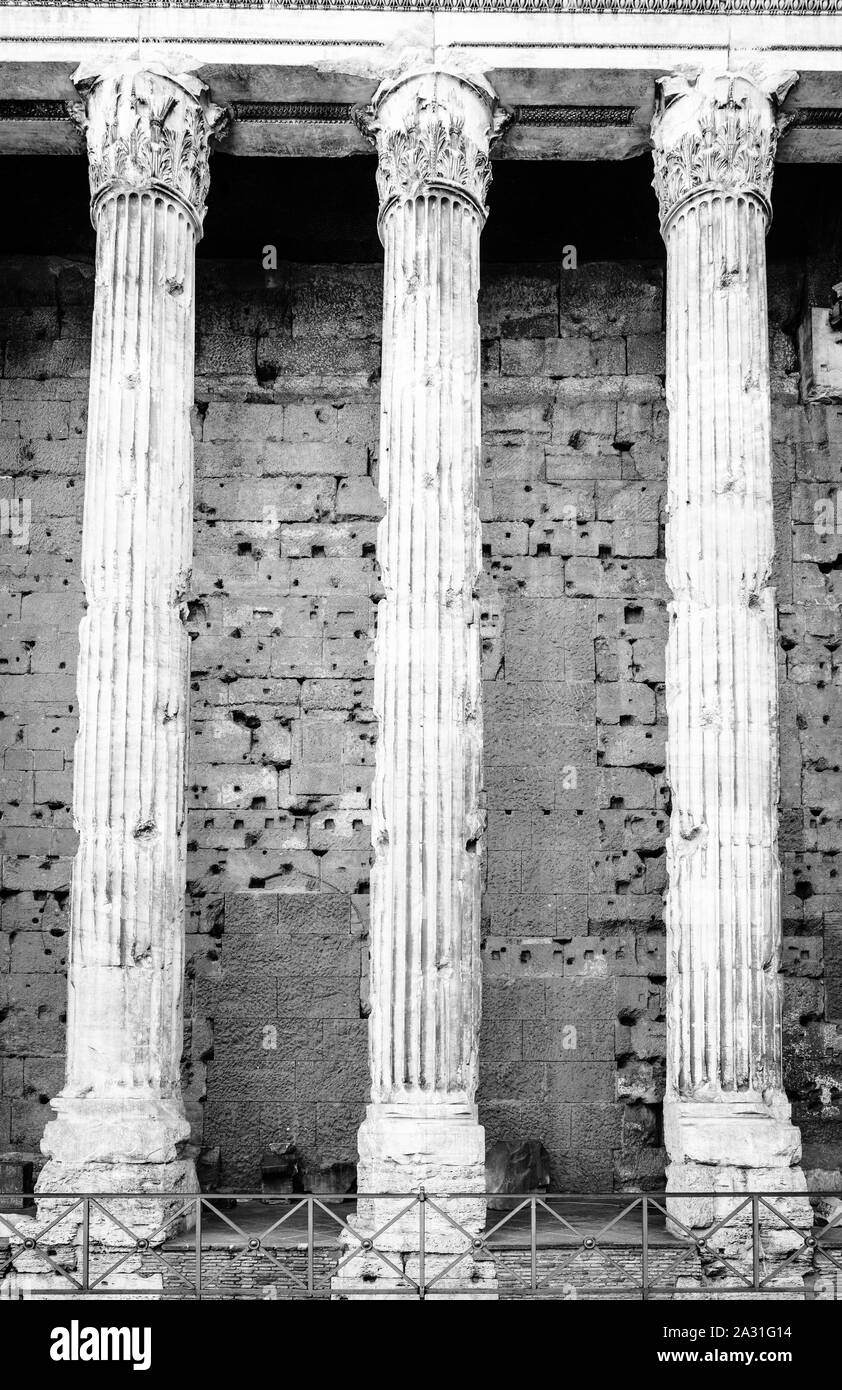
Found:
[12,1190,842,1200]
[8,1284,815,1299]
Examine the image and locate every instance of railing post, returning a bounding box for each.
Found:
[531,1197,537,1293]
[418,1188,426,1301]
[307,1196,314,1296]
[195,1196,203,1301]
[752,1195,760,1291]
[81,1196,89,1293]
[647,1189,653,1295]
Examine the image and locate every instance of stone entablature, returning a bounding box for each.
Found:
[1,8,842,163]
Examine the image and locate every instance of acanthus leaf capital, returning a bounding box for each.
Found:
[72,59,228,232]
[651,67,798,228]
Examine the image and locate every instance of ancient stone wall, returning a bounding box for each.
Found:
[1,252,840,1192]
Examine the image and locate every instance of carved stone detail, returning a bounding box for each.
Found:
[514,104,636,127]
[373,109,492,213]
[651,69,796,227]
[72,59,228,230]
[359,66,508,221]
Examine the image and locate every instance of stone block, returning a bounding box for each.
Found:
[483,980,546,1020]
[544,978,616,1021]
[557,262,663,338]
[276,977,360,1019]
[0,973,66,1055]
[544,1062,616,1104]
[479,266,559,338]
[479,1016,524,1060]
[523,1020,615,1061]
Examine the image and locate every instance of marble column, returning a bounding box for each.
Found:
[38,61,226,1206]
[351,67,506,1261]
[652,70,808,1227]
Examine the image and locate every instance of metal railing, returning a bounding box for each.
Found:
[1,1189,840,1299]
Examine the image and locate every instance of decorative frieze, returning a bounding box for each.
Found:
[514,104,636,127]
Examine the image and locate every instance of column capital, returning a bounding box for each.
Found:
[651,67,796,230]
[71,58,229,232]
[358,63,509,226]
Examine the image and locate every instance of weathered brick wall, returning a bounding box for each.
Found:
[775,259,842,1192]
[476,262,670,1191]
[1,252,840,1195]
[0,257,88,1168]
[181,263,381,1187]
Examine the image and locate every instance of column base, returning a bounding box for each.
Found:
[350,1101,488,1254]
[38,1093,196,1241]
[34,1159,198,1245]
[2,1151,196,1301]
[41,1092,191,1167]
[665,1097,812,1293]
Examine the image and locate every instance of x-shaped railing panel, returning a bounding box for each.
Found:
[85,1198,197,1294]
[201,1196,323,1292]
[646,1195,756,1290]
[1,1189,839,1298]
[322,1193,421,1289]
[533,1196,646,1290]
[0,1199,84,1289]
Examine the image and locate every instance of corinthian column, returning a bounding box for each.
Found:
[38,61,226,1206]
[350,67,505,1263]
[652,71,808,1227]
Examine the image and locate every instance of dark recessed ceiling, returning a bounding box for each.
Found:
[0,154,839,266]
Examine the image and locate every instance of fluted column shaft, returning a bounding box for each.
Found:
[355,68,504,1239]
[653,70,805,1193]
[372,149,484,1107]
[39,62,225,1194]
[665,191,780,1099]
